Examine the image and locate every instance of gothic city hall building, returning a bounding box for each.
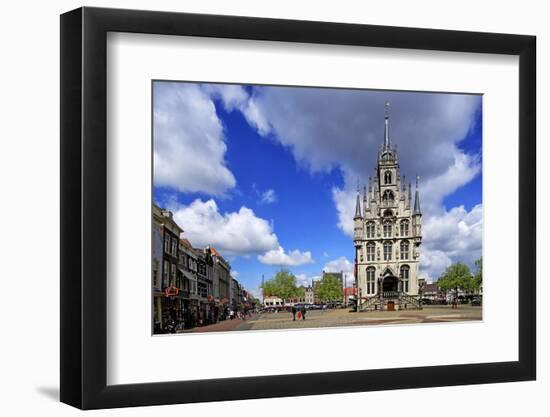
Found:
[354,105,422,311]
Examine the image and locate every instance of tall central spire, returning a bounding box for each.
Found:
[384,102,391,151]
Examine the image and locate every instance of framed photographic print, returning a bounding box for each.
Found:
[60,6,536,410]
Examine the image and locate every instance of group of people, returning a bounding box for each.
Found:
[291,305,307,321]
[228,308,251,320]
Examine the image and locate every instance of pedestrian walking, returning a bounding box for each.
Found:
[452,296,458,309]
[291,305,297,321]
[301,306,307,321]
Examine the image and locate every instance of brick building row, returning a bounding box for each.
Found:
[152,203,255,333]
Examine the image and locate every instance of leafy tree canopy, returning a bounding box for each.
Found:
[474,257,483,289]
[316,274,343,302]
[261,270,304,300]
[438,262,479,294]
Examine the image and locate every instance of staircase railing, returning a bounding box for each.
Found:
[358,293,422,311]
[359,297,380,311]
[399,293,422,309]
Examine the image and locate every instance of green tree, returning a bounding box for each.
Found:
[316,274,343,303]
[248,297,261,307]
[261,270,303,303]
[437,262,474,297]
[474,257,483,291]
[261,279,278,297]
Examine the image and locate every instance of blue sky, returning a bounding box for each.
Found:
[153,81,482,295]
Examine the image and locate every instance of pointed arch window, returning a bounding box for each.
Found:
[400,220,409,236]
[400,265,410,293]
[366,242,375,261]
[366,222,375,238]
[383,221,393,238]
[366,267,376,294]
[384,170,392,184]
[383,242,392,260]
[400,240,409,260]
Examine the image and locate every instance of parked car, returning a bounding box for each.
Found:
[471,297,482,306]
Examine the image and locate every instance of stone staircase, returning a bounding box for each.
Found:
[358,292,422,312]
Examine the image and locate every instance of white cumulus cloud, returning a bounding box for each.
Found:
[169,198,278,257]
[420,204,483,281]
[295,273,321,288]
[331,183,356,237]
[167,198,313,263]
[258,246,314,266]
[323,256,354,274]
[153,82,236,196]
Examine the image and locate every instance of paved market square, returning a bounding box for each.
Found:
[182,305,482,333]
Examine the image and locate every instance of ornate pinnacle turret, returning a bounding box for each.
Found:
[408,182,412,209]
[363,186,368,215]
[354,188,362,219]
[414,176,422,215]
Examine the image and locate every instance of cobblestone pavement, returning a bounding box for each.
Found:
[179,306,481,333]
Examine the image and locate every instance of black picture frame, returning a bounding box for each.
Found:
[60,6,536,410]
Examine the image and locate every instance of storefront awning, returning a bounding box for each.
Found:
[178,268,196,281]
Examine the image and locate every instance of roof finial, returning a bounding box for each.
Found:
[384,102,391,151]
